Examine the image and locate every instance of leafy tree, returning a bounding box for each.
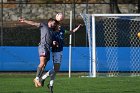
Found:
[110,0,121,13]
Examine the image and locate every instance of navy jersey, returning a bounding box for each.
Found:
[39,22,54,51]
[52,26,65,52]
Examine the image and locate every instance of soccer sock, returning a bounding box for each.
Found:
[49,69,55,76]
[39,66,45,78]
[41,69,55,80]
[36,67,42,80]
[50,80,54,87]
[49,70,56,86]
[42,72,49,79]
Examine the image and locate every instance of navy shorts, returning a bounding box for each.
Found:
[38,45,50,61]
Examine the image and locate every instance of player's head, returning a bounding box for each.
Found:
[48,18,58,29]
[55,13,64,22]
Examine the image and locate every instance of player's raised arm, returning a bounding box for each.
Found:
[19,17,40,27]
[66,24,82,34]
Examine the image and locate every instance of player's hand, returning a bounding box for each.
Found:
[73,24,83,32]
[18,17,25,22]
[77,24,83,28]
[52,41,59,48]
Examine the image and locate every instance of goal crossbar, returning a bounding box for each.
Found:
[92,14,140,17]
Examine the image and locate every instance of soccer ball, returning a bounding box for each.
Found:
[137,32,140,38]
[55,13,64,21]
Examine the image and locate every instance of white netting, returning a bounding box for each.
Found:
[81,14,93,76]
[129,20,140,76]
[81,14,140,77]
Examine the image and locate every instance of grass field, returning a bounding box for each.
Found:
[0,72,140,93]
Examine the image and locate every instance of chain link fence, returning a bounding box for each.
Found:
[0,1,140,46]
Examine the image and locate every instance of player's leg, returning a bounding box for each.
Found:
[40,51,62,88]
[47,73,55,93]
[40,68,55,87]
[39,52,51,86]
[47,51,62,93]
[34,46,50,87]
[46,64,60,93]
[39,51,50,78]
[34,46,45,87]
[34,56,46,87]
[49,63,60,85]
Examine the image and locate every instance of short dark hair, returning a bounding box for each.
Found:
[48,18,54,22]
[48,18,59,25]
[48,18,57,22]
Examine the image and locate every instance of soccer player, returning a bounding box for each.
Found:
[40,13,82,93]
[18,17,58,87]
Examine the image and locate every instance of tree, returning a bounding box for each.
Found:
[110,0,121,13]
[138,0,140,13]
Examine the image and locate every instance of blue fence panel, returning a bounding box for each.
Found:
[0,47,38,71]
[0,46,139,71]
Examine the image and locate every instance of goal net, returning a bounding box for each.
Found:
[81,14,140,77]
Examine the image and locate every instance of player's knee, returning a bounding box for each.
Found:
[39,63,45,68]
[54,68,60,72]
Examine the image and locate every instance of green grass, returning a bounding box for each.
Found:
[0,73,140,93]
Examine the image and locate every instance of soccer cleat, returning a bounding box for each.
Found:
[33,78,41,87]
[47,84,50,89]
[47,84,53,93]
[50,86,53,93]
[40,79,45,87]
[33,79,39,87]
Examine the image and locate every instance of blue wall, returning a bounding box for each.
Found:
[0,46,140,71]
